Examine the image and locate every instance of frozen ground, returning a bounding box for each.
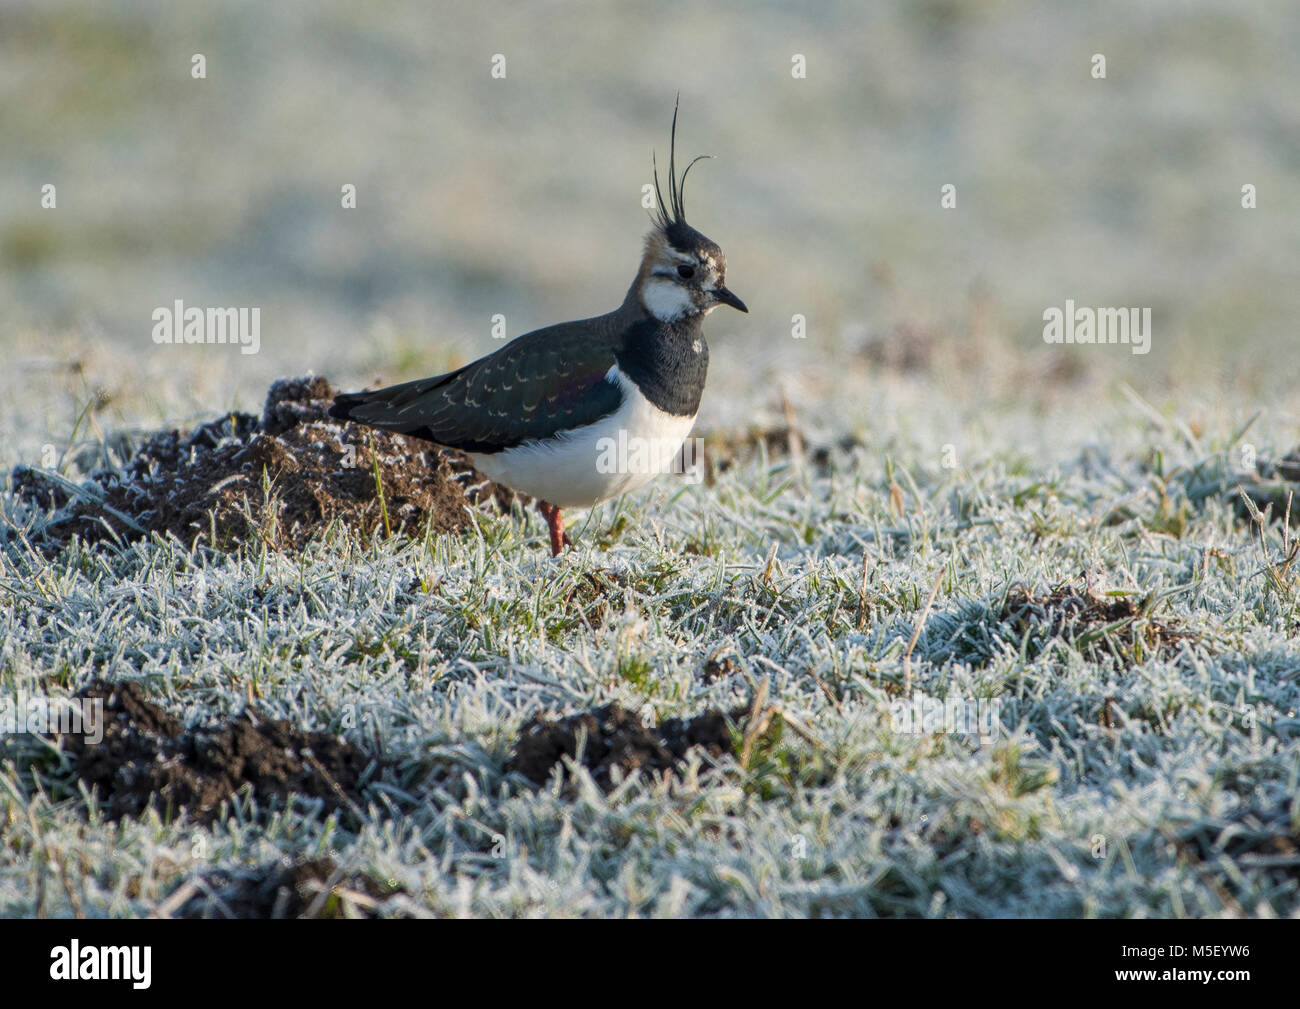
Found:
[1,0,1298,917]
[3,337,1299,917]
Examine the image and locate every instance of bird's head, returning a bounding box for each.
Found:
[634,101,747,324]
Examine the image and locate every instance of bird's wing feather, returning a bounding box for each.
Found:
[330,321,623,453]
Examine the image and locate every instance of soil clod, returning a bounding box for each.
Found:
[12,375,510,551]
[65,679,381,824]
[509,702,736,789]
[999,585,1192,663]
[171,857,401,919]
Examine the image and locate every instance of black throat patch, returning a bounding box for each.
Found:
[615,316,709,417]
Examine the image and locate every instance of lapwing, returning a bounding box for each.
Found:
[329,101,746,556]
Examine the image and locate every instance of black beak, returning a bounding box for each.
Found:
[712,285,748,313]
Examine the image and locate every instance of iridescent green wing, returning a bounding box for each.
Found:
[331,322,623,453]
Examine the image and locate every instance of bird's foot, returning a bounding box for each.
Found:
[536,500,572,557]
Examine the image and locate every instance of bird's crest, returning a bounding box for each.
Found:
[651,96,712,251]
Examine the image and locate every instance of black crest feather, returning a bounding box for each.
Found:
[651,95,712,249]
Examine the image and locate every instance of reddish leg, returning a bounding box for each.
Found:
[536,500,574,557]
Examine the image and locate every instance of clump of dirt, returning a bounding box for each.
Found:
[509,702,737,789]
[173,857,402,919]
[999,585,1193,664]
[700,648,742,682]
[11,375,513,551]
[64,679,381,825]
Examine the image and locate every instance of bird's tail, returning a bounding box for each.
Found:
[328,371,462,437]
[327,390,376,424]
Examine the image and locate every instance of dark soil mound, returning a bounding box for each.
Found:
[12,375,511,551]
[999,585,1193,663]
[65,679,381,825]
[510,702,736,789]
[171,857,402,919]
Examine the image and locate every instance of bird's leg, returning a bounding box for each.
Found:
[536,500,573,556]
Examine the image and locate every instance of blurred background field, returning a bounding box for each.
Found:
[1,0,1298,470]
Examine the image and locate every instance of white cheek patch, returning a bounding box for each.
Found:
[641,278,695,322]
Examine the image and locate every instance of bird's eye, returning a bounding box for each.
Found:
[677,264,695,279]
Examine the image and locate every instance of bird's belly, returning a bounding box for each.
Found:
[467,385,697,509]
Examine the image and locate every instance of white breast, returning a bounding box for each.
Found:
[467,366,697,509]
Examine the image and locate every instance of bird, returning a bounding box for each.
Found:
[329,100,746,556]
